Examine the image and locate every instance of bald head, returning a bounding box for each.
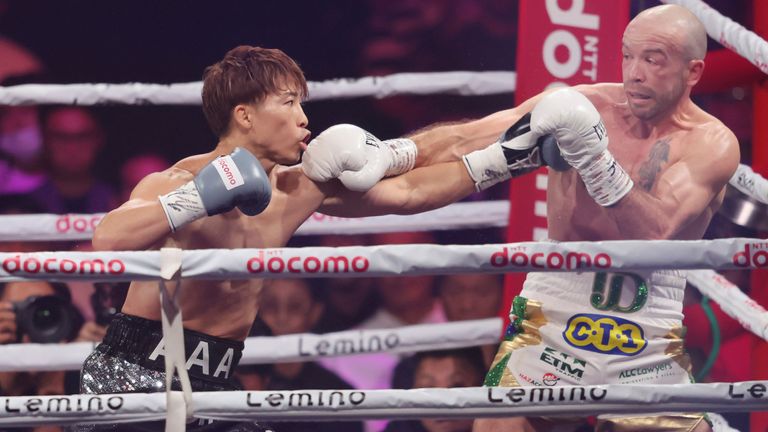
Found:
[627,4,707,60]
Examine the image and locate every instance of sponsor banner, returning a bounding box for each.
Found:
[193,381,768,422]
[0,201,509,241]
[687,269,768,340]
[243,318,502,364]
[0,213,105,241]
[0,318,502,372]
[1,238,767,282]
[0,251,157,282]
[1,382,767,426]
[0,393,165,427]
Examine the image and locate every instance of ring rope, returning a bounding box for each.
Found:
[0,238,765,283]
[661,0,768,74]
[0,382,766,427]
[0,318,502,372]
[0,71,517,106]
[0,162,764,243]
[0,201,510,242]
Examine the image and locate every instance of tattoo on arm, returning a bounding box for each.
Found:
[637,138,670,191]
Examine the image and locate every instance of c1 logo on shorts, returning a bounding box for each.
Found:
[562,313,646,356]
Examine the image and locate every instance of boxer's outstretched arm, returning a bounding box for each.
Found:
[410,90,555,167]
[609,127,739,239]
[318,161,476,217]
[92,171,188,251]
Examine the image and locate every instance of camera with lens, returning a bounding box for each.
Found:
[12,295,79,343]
[91,282,129,326]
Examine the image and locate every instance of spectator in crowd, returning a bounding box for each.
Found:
[391,273,502,390]
[437,273,503,367]
[384,348,486,432]
[0,104,46,194]
[119,153,170,202]
[320,231,445,432]
[313,234,379,334]
[30,107,117,214]
[364,231,445,328]
[256,278,363,432]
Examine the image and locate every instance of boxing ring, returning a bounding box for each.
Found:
[1,0,767,430]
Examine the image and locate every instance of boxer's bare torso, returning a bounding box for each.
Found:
[121,156,327,341]
[547,83,733,241]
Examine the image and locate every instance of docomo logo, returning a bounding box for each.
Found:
[247,250,369,274]
[490,247,611,270]
[542,0,600,83]
[2,254,126,275]
[214,155,244,191]
[309,212,351,223]
[733,243,768,268]
[56,214,104,234]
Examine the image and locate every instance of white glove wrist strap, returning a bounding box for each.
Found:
[579,149,634,206]
[158,181,207,232]
[383,138,417,177]
[462,143,511,191]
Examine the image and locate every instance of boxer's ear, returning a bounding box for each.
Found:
[686,59,705,87]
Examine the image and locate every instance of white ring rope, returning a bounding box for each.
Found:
[0,200,510,242]
[0,71,517,106]
[0,318,503,372]
[0,382,766,427]
[661,0,768,74]
[0,162,765,243]
[686,270,768,339]
[0,238,765,283]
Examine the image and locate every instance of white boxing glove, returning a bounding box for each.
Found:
[301,124,417,192]
[531,88,633,206]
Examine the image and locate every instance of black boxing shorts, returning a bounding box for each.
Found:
[75,313,270,432]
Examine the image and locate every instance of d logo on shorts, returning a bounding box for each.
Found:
[562,313,647,356]
[590,272,648,313]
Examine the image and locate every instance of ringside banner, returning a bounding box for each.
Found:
[0,238,766,282]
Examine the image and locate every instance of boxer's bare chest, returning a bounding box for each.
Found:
[546,113,686,241]
[122,169,325,339]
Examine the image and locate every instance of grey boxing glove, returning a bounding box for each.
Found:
[159,147,272,231]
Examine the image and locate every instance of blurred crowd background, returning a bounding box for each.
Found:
[0,1,763,431]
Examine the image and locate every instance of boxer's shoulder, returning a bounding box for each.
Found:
[570,83,623,109]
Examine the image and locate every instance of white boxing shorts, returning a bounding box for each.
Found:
[485,271,709,431]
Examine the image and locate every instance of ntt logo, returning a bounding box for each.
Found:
[2,255,126,275]
[490,247,612,270]
[247,251,369,274]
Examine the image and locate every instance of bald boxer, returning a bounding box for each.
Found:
[80,45,560,432]
[305,5,738,432]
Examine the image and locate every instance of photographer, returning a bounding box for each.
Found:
[0,280,83,396]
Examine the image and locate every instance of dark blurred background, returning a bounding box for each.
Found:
[0,0,522,189]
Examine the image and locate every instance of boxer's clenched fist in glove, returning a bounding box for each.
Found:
[159,147,272,231]
[531,88,633,206]
[301,124,417,192]
[462,112,569,191]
